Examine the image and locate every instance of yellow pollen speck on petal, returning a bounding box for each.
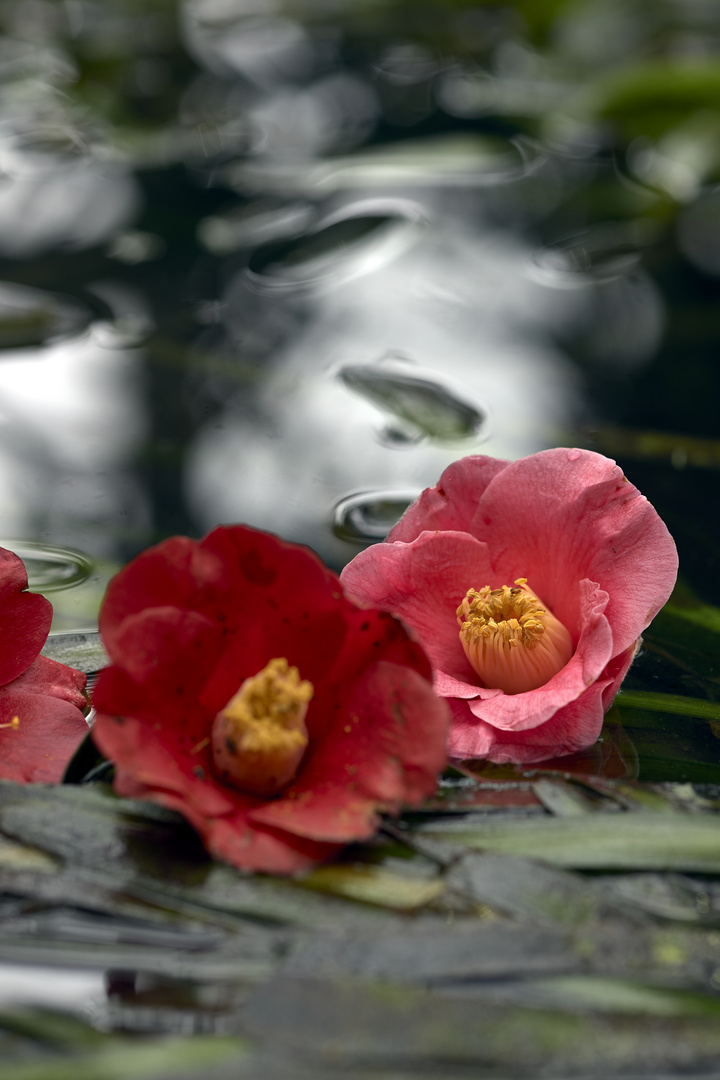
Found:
[0,716,20,731]
[457,578,573,695]
[211,657,313,798]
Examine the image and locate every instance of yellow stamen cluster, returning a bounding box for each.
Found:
[211,658,313,797]
[457,578,573,695]
[0,716,20,731]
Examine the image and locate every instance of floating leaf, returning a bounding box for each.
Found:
[416,812,720,871]
[617,690,720,722]
[300,863,445,910]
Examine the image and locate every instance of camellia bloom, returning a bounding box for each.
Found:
[91,525,449,874]
[0,546,88,783]
[340,449,678,763]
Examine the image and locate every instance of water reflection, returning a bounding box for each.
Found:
[0,283,91,349]
[332,490,420,544]
[0,325,148,626]
[528,225,665,372]
[0,541,92,591]
[187,191,578,565]
[336,353,486,443]
[246,200,425,291]
[228,133,544,196]
[0,116,140,256]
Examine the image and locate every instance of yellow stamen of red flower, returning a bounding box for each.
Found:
[457,578,573,695]
[211,658,313,797]
[0,716,20,731]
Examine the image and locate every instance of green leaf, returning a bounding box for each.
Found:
[0,1028,246,1080]
[616,690,720,722]
[300,863,445,910]
[416,812,720,871]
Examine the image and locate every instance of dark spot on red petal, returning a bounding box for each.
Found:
[484,516,492,526]
[240,549,276,586]
[113,715,125,725]
[225,737,237,755]
[437,485,445,496]
[193,766,205,780]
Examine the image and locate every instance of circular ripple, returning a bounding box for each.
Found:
[0,541,93,591]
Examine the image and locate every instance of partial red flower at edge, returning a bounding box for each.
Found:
[340,449,679,765]
[0,547,88,783]
[90,525,450,875]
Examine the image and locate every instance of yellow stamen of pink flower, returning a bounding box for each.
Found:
[211,658,313,797]
[0,716,20,731]
[457,578,573,695]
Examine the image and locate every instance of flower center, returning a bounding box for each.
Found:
[211,657,313,797]
[456,577,573,695]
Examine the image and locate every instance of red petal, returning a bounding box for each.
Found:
[197,526,348,708]
[251,661,449,842]
[0,548,52,685]
[100,537,229,660]
[12,654,87,710]
[0,689,88,783]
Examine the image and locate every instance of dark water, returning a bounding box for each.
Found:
[1,0,719,762]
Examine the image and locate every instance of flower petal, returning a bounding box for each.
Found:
[449,676,612,763]
[100,537,229,660]
[341,530,493,683]
[11,654,87,710]
[467,448,678,650]
[251,660,448,842]
[464,579,614,733]
[0,548,52,685]
[0,689,88,783]
[388,455,510,542]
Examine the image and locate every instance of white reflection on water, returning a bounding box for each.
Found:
[0,321,149,626]
[0,119,140,257]
[186,201,580,566]
[0,963,106,1022]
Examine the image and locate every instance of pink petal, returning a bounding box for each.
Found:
[341,530,494,682]
[448,676,611,763]
[388,455,510,542]
[464,578,614,733]
[467,448,678,650]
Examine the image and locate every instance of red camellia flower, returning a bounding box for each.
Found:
[340,449,678,764]
[0,546,88,783]
[91,525,449,874]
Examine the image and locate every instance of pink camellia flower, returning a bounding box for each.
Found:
[340,449,678,764]
[91,524,449,874]
[0,547,88,783]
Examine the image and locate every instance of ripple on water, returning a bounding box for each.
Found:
[245,199,425,291]
[336,353,487,443]
[527,224,654,288]
[0,541,93,591]
[332,490,421,544]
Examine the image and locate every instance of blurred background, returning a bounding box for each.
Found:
[0,0,718,632]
